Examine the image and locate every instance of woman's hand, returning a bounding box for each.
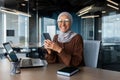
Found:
[44,40,51,54]
[44,39,62,53]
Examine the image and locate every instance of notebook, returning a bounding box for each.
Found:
[3,42,19,62]
[57,67,80,76]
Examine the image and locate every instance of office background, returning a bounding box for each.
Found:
[0,0,120,71]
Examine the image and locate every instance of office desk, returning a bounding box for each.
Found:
[0,59,120,80]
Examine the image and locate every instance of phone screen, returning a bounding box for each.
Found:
[43,33,51,40]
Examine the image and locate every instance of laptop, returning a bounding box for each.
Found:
[3,42,47,67]
[43,33,51,40]
[3,42,19,62]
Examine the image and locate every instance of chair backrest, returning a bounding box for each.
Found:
[83,40,100,68]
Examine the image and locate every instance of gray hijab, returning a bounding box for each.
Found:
[58,30,77,43]
[57,12,77,43]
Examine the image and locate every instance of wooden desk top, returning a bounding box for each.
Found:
[0,59,120,80]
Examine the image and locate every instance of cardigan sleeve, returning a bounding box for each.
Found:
[70,35,83,66]
[45,51,57,63]
[57,34,83,67]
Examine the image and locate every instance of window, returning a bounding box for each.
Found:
[102,14,120,44]
[81,18,94,40]
[0,12,29,47]
[39,17,56,45]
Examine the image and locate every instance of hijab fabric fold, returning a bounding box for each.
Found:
[58,30,77,43]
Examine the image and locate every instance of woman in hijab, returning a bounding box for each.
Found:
[44,12,84,67]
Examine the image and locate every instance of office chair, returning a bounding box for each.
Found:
[83,40,100,68]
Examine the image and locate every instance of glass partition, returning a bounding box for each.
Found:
[0,12,29,47]
[81,18,95,40]
[39,17,56,46]
[102,14,120,45]
[0,0,30,48]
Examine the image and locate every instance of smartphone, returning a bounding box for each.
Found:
[43,33,51,40]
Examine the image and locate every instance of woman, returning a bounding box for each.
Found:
[44,12,84,67]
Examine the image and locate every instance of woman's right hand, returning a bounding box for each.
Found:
[44,39,62,53]
[44,39,51,54]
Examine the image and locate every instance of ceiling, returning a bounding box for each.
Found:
[1,0,120,16]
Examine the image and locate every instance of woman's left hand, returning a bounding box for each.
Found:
[44,39,62,53]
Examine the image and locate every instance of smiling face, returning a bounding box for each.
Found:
[57,15,71,33]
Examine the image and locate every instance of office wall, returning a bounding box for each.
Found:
[71,13,81,34]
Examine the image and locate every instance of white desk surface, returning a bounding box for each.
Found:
[0,59,120,80]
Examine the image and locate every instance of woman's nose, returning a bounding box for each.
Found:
[61,21,65,26]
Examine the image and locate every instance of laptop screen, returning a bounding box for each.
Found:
[3,42,13,54]
[3,42,18,62]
